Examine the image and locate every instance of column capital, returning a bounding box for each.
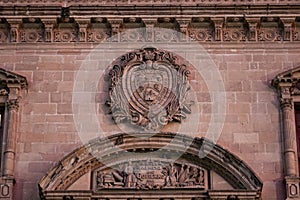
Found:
[280,98,293,109]
[7,99,19,111]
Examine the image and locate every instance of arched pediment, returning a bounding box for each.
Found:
[0,68,27,89]
[39,133,262,200]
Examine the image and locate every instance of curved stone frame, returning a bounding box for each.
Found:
[39,133,262,200]
[0,68,27,200]
[272,66,300,200]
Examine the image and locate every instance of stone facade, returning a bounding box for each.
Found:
[0,1,299,200]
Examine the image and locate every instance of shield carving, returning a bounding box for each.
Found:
[107,47,192,131]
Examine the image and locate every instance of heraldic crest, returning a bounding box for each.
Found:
[107,47,192,131]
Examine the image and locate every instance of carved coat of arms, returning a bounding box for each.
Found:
[107,47,192,131]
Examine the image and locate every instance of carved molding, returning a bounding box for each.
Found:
[0,5,299,43]
[106,47,192,131]
[1,0,300,5]
[38,133,262,199]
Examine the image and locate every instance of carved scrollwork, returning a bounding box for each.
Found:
[188,29,213,41]
[154,29,179,42]
[120,29,145,42]
[258,17,283,41]
[20,30,43,42]
[107,47,192,131]
[223,30,247,41]
[87,30,110,42]
[258,30,282,41]
[54,30,78,42]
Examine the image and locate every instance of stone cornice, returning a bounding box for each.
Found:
[0,0,299,6]
[0,5,300,43]
[1,5,300,17]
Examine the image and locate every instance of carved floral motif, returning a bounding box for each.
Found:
[188,29,213,41]
[223,30,247,41]
[107,47,192,131]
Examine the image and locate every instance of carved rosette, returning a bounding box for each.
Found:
[87,29,110,42]
[154,29,179,42]
[107,47,192,131]
[258,29,282,41]
[120,29,145,42]
[258,17,283,41]
[223,30,247,41]
[87,18,111,42]
[20,29,43,42]
[188,29,213,41]
[54,30,78,42]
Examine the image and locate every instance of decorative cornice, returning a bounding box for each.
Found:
[0,5,299,43]
[0,0,299,6]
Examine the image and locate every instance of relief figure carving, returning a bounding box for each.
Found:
[95,161,205,190]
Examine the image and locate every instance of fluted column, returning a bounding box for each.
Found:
[3,99,18,177]
[3,85,21,178]
[280,97,298,176]
[277,84,300,199]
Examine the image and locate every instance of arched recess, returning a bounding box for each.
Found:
[39,133,262,200]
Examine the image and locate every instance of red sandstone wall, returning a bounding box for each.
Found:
[1,43,299,199]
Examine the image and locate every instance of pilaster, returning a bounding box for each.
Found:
[211,18,224,41]
[282,18,295,41]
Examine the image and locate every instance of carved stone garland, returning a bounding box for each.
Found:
[107,47,192,131]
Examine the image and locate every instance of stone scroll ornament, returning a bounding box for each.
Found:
[106,47,192,131]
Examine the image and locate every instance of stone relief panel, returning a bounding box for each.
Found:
[154,18,180,42]
[258,17,283,41]
[120,18,146,42]
[53,8,79,42]
[87,18,111,42]
[223,17,249,42]
[19,18,44,43]
[188,18,214,42]
[106,47,192,131]
[94,160,206,191]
